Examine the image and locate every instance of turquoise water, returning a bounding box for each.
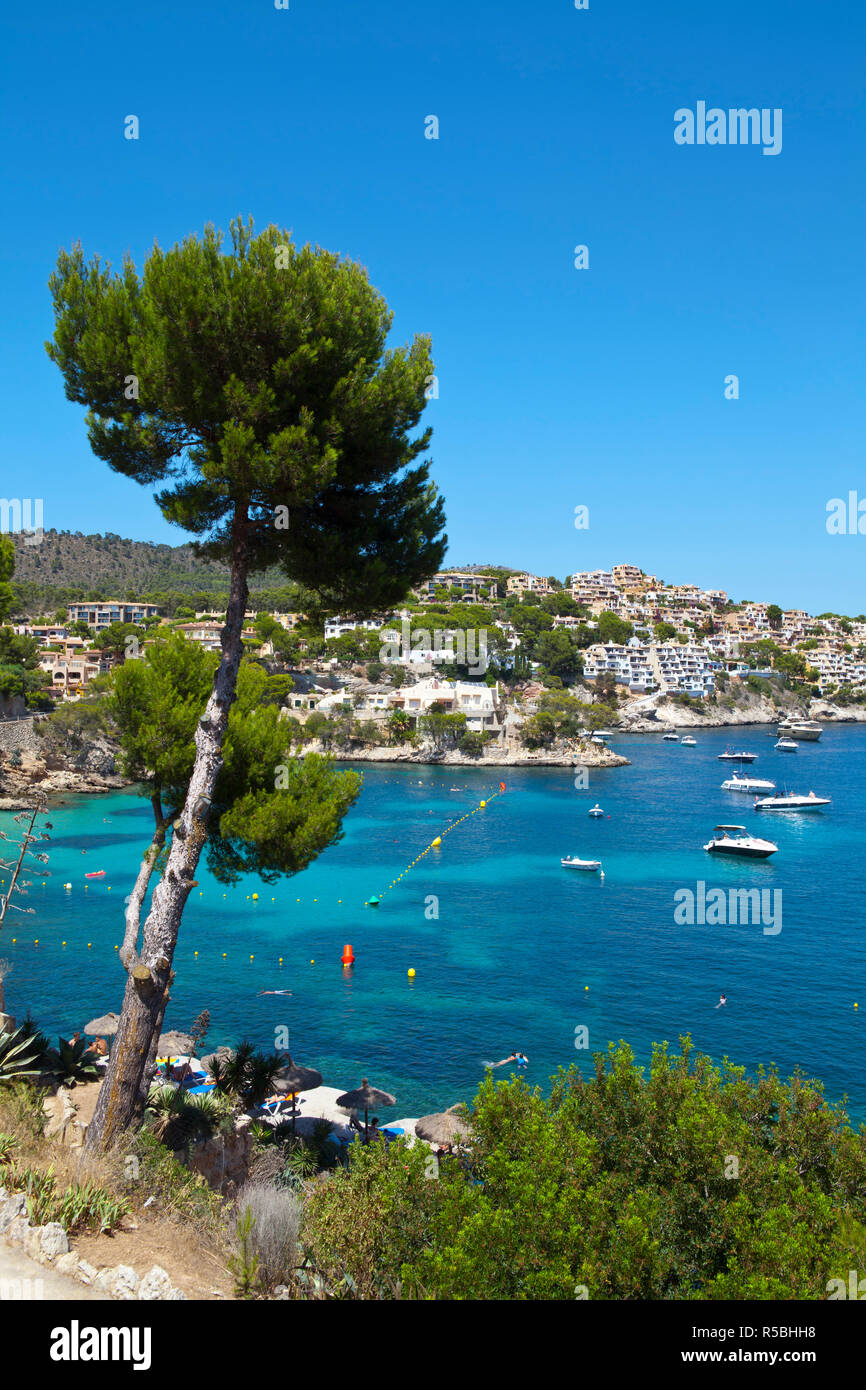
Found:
[3,723,865,1121]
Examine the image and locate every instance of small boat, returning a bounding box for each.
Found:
[721,773,776,794]
[663,730,679,741]
[84,870,106,879]
[774,738,798,751]
[588,805,604,817]
[593,729,616,738]
[703,825,778,859]
[718,749,757,763]
[753,791,831,812]
[561,855,602,871]
[681,736,697,746]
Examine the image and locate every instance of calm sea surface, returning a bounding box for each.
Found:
[4,723,865,1120]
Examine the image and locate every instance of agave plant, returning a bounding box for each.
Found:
[44,1035,100,1087]
[144,1085,222,1151]
[0,1025,43,1084]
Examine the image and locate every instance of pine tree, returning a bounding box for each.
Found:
[47,218,446,1148]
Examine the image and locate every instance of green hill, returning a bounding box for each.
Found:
[9,530,303,616]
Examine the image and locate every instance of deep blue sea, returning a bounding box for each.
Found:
[3,723,865,1121]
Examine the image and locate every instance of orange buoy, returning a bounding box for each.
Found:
[341,943,355,966]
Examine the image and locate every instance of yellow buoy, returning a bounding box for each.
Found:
[252,893,259,900]
[250,954,254,960]
[62,941,66,946]
[194,951,198,957]
[408,967,416,977]
[432,837,441,847]
[310,959,314,964]
[222,952,227,958]
[585,985,589,991]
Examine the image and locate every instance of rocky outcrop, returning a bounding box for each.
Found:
[185,1115,253,1194]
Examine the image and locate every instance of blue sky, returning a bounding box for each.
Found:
[3,0,864,612]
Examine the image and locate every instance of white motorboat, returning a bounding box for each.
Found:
[753,791,831,812]
[588,805,604,817]
[721,773,776,794]
[718,749,758,763]
[777,719,822,741]
[594,729,616,738]
[681,736,697,746]
[774,737,799,751]
[663,731,679,741]
[561,855,602,871]
[703,825,779,859]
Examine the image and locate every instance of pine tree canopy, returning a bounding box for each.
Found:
[46,218,447,611]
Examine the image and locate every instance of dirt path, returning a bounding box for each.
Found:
[0,1241,110,1301]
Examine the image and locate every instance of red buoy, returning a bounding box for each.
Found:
[341,944,355,966]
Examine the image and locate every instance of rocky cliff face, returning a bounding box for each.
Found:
[0,724,124,807]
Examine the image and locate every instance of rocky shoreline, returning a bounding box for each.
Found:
[1,693,863,806]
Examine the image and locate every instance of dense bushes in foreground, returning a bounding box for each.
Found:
[302,1040,866,1300]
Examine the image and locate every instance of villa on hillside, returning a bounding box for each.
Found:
[66,600,160,631]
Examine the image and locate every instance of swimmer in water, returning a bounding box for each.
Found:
[490,1051,529,1068]
[257,989,293,996]
[716,993,727,1008]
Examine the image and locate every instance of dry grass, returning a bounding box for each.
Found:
[0,1079,234,1299]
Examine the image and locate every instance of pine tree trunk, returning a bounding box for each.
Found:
[86,508,249,1152]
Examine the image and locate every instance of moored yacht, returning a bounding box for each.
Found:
[561,855,602,871]
[753,790,831,811]
[663,730,679,741]
[717,748,758,763]
[681,736,697,746]
[777,719,823,742]
[703,825,779,859]
[721,773,776,794]
[774,737,799,751]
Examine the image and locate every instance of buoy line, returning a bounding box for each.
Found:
[365,782,507,907]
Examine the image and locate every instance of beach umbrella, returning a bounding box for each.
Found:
[84,1012,120,1054]
[158,1031,194,1058]
[415,1104,471,1147]
[201,1046,233,1074]
[273,1056,323,1131]
[336,1078,396,1141]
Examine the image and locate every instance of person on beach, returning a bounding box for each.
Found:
[92,1036,108,1056]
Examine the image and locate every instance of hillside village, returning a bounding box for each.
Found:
[4,559,865,779]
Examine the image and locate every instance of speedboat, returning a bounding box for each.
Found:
[777,719,822,741]
[774,737,798,751]
[703,825,778,859]
[594,729,616,738]
[588,805,604,817]
[721,773,776,794]
[718,749,757,763]
[753,791,831,812]
[663,731,679,741]
[681,736,697,746]
[561,855,602,871]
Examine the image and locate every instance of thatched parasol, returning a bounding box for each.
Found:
[158,1031,194,1057]
[336,1077,396,1140]
[273,1056,323,1131]
[84,1012,120,1053]
[415,1104,471,1146]
[201,1046,233,1074]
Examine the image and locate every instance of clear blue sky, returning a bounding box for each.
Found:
[3,0,864,612]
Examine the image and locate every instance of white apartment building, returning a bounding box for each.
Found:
[388,677,503,733]
[649,643,716,697]
[582,640,657,693]
[324,617,385,641]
